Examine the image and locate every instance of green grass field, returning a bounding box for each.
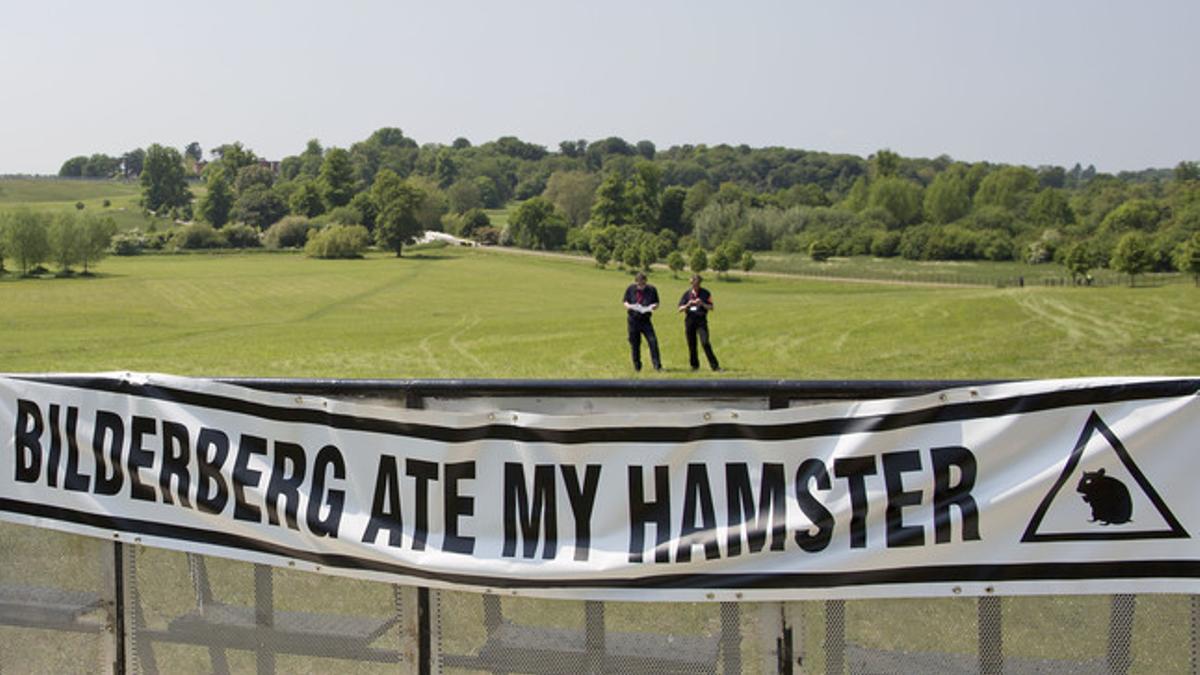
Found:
[2,243,1197,673]
[0,245,1196,379]
[0,177,182,231]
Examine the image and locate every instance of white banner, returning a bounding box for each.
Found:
[1,373,1197,601]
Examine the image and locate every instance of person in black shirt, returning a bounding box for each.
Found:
[678,274,720,371]
[622,272,662,371]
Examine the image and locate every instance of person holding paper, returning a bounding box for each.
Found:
[622,272,662,371]
[678,274,720,371]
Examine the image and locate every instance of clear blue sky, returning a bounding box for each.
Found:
[2,0,1197,175]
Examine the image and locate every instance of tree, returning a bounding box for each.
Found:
[711,249,730,277]
[689,248,708,275]
[623,244,642,270]
[628,160,662,229]
[1111,232,1153,286]
[868,178,923,226]
[590,172,630,226]
[923,171,971,224]
[841,176,870,212]
[447,179,484,214]
[974,166,1037,212]
[198,166,234,227]
[349,191,379,231]
[372,169,425,256]
[740,251,756,272]
[139,144,192,213]
[667,250,686,276]
[594,245,611,268]
[5,209,51,275]
[210,142,259,175]
[1175,232,1200,286]
[809,240,832,262]
[184,142,203,163]
[682,181,713,226]
[1029,188,1074,228]
[1099,199,1162,235]
[232,187,288,229]
[406,175,449,231]
[434,149,458,188]
[48,212,83,272]
[659,186,687,234]
[508,197,568,250]
[78,213,117,274]
[457,209,491,238]
[869,149,901,179]
[1063,242,1094,284]
[319,148,356,208]
[1175,161,1200,182]
[234,164,275,195]
[639,241,658,270]
[542,171,599,227]
[83,154,121,178]
[289,180,325,218]
[122,148,145,177]
[59,156,88,177]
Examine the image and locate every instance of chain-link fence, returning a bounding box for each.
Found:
[2,379,1197,674]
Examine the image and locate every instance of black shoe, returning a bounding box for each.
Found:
[633,364,642,372]
[653,365,663,371]
[712,366,722,372]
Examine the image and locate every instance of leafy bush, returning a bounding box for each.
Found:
[326,205,363,226]
[459,209,491,238]
[304,224,370,259]
[170,223,226,250]
[263,216,314,249]
[667,250,685,275]
[474,226,502,245]
[593,244,611,268]
[222,223,262,249]
[111,230,146,255]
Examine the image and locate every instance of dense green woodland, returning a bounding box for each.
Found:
[34,131,1200,282]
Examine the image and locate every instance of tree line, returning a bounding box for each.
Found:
[0,209,117,277]
[59,132,1200,282]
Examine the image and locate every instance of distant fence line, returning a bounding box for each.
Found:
[757,262,1186,289]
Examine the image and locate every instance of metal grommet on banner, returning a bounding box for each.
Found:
[703,412,712,421]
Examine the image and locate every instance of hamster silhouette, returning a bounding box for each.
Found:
[1076,469,1132,525]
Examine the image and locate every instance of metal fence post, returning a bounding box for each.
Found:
[99,541,126,675]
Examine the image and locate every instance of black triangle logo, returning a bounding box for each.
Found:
[1021,410,1189,542]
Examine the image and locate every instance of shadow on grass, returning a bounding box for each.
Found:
[0,270,121,282]
[400,252,453,261]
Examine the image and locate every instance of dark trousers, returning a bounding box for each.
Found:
[627,315,661,370]
[685,316,719,370]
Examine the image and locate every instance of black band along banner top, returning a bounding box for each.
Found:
[2,373,1197,601]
